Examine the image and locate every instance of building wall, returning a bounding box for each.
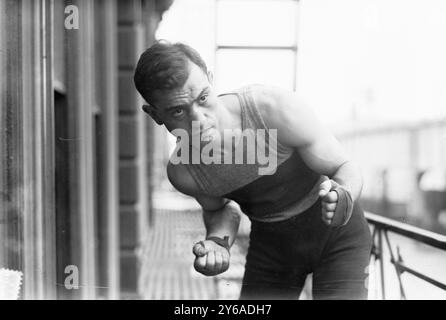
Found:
[0,0,57,300]
[0,0,172,300]
[116,0,172,298]
[117,0,148,297]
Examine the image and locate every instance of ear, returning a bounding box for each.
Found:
[207,70,214,85]
[142,104,163,125]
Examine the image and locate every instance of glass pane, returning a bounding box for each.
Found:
[216,49,295,92]
[217,0,298,46]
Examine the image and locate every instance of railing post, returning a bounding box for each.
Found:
[378,228,386,300]
[383,231,407,299]
[396,247,407,299]
[366,212,446,299]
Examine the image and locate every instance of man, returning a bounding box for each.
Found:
[134,40,373,300]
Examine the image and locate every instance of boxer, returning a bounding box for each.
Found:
[134,40,373,300]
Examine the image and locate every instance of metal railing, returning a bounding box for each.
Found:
[215,212,446,299]
[366,212,446,299]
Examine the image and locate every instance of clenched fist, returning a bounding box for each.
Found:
[192,240,230,276]
[318,179,354,227]
[318,179,341,226]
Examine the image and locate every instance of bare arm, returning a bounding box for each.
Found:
[255,86,363,198]
[167,163,241,245]
[295,132,363,201]
[167,162,241,275]
[197,195,241,248]
[254,85,363,224]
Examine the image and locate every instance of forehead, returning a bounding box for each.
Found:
[152,63,209,109]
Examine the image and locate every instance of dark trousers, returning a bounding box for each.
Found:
[239,199,373,300]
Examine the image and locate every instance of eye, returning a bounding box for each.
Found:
[172,108,184,117]
[199,94,208,103]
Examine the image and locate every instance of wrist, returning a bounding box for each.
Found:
[331,185,354,227]
[205,235,230,252]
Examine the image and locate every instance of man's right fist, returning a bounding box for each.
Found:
[192,240,230,276]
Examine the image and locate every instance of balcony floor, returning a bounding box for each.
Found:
[139,190,248,300]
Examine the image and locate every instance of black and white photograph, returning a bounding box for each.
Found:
[1,0,446,304]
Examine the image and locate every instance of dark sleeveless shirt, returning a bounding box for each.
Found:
[177,85,324,222]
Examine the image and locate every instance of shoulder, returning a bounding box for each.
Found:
[248,84,320,147]
[166,162,201,197]
[248,84,301,124]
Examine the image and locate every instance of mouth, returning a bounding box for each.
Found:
[200,126,214,134]
[200,126,217,142]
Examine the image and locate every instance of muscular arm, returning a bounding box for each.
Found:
[195,195,241,248]
[254,85,363,225]
[167,163,241,245]
[167,162,241,275]
[293,129,363,201]
[254,85,363,200]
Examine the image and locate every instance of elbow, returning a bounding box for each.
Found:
[202,200,242,224]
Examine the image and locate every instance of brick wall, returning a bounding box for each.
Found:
[117,0,148,297]
[117,0,173,298]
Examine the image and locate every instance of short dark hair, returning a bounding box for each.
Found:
[133,40,208,104]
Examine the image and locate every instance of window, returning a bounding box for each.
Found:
[215,0,299,92]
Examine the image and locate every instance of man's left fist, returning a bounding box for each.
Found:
[318,179,341,226]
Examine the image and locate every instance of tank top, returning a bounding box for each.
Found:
[178,85,325,222]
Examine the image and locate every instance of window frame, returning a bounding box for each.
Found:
[214,0,300,91]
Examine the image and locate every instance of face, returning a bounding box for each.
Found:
[148,62,223,143]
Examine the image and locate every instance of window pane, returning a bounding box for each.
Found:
[216,49,295,92]
[217,0,298,46]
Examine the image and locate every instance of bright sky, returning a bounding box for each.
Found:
[157,0,446,127]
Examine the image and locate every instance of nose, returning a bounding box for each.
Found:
[190,104,207,123]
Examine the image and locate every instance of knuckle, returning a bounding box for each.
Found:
[194,261,204,272]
